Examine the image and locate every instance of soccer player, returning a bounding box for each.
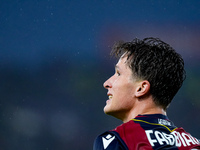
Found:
[93,37,200,150]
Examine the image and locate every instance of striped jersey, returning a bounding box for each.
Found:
[93,114,200,150]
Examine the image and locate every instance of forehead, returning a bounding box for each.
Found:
[116,55,129,69]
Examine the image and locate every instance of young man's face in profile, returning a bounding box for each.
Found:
[103,55,139,120]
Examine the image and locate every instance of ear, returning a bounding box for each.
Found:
[135,80,150,98]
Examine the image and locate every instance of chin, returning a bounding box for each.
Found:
[104,107,116,117]
[103,105,112,114]
[103,106,109,114]
[104,106,124,121]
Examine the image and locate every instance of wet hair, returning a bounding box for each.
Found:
[111,37,186,110]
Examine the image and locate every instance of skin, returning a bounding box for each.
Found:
[103,55,166,123]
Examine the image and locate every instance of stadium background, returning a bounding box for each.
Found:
[0,1,200,149]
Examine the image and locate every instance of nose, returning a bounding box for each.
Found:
[103,77,112,89]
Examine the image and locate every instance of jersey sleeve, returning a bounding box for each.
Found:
[93,131,128,150]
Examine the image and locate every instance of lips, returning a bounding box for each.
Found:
[107,92,113,100]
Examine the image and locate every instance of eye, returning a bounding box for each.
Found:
[116,70,121,76]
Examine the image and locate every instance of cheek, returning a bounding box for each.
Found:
[116,83,134,97]
[117,85,135,105]
[120,94,133,106]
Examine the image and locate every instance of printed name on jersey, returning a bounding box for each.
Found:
[145,130,200,147]
[102,134,115,149]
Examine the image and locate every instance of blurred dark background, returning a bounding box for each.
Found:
[0,0,200,149]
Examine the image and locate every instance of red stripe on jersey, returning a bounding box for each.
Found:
[113,120,153,150]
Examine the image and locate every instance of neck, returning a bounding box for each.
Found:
[122,99,166,123]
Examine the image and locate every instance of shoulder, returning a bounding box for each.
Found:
[113,120,145,140]
[93,121,139,150]
[93,120,153,150]
[113,120,152,149]
[93,130,128,150]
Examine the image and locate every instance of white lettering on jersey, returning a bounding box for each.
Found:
[145,130,157,146]
[102,134,115,149]
[155,130,169,145]
[182,132,196,146]
[171,131,186,146]
[163,132,175,145]
[145,130,200,147]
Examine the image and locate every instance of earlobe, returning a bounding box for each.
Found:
[135,80,150,98]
